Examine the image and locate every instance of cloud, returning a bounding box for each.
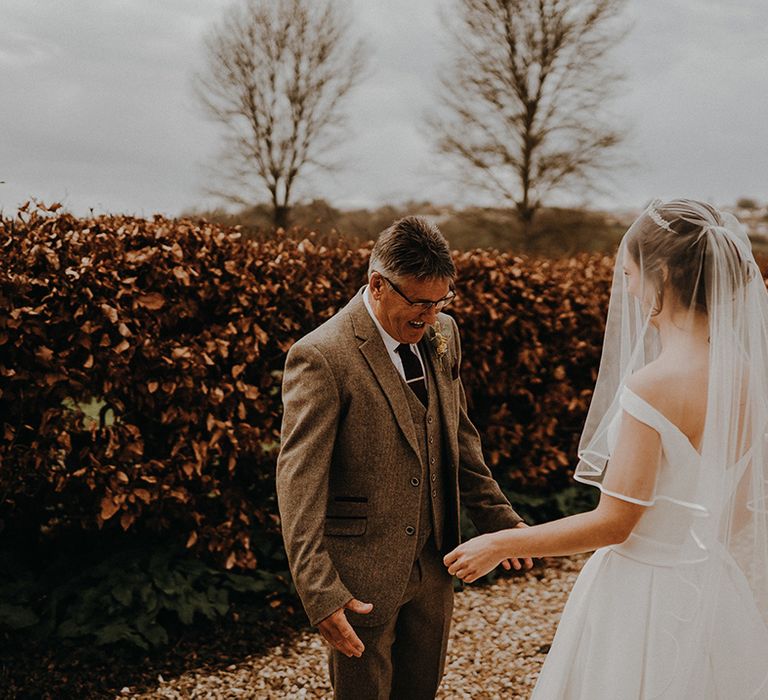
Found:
[0,0,766,216]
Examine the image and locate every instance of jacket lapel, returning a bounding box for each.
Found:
[349,292,421,459]
[421,328,459,468]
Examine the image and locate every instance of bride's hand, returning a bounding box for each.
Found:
[501,522,534,572]
[443,532,505,583]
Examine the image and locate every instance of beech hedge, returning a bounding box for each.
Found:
[1,204,367,571]
[7,204,750,573]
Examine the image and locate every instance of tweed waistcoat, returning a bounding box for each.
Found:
[401,347,448,553]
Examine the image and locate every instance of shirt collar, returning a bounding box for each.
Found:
[363,285,407,354]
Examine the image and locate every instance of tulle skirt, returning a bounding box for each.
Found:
[530,546,768,699]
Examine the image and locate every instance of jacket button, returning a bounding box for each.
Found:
[410,477,420,487]
[405,526,415,536]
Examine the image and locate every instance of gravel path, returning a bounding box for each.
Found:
[121,555,587,700]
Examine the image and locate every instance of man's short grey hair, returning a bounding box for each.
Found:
[368,216,456,282]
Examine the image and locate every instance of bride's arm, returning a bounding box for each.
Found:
[444,410,661,583]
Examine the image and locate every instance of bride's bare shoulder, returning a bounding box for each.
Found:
[626,361,676,406]
[626,357,707,421]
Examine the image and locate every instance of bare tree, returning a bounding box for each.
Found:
[431,0,627,238]
[195,0,367,228]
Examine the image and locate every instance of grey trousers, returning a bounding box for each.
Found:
[328,536,454,700]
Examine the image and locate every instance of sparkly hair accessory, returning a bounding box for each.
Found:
[647,199,674,232]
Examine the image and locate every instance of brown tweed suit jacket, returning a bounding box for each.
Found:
[276,290,522,627]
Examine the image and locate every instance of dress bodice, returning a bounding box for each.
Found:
[605,387,708,565]
[534,387,768,699]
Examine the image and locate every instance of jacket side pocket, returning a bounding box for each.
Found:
[324,516,367,537]
[324,498,368,536]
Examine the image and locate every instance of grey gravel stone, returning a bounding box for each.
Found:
[123,555,587,700]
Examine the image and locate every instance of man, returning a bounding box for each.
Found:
[276,217,529,699]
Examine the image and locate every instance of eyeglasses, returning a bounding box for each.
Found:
[380,275,456,311]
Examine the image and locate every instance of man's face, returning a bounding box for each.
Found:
[369,273,452,345]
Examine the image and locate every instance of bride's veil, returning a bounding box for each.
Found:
[574,199,768,694]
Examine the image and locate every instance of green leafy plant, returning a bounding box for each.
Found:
[0,542,290,651]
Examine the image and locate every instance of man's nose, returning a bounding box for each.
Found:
[420,305,439,324]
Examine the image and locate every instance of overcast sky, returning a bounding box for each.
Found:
[1,0,767,218]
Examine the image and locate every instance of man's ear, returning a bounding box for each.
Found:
[369,271,384,299]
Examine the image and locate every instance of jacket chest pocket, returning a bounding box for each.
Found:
[324,497,368,537]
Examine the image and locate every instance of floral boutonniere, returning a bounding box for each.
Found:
[430,321,451,369]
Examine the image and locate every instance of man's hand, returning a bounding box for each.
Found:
[500,522,534,572]
[317,598,373,658]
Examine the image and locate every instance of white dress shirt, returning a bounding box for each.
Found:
[362,286,426,380]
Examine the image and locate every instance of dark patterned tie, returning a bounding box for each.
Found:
[396,343,428,407]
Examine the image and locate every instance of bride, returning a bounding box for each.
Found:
[444,199,768,698]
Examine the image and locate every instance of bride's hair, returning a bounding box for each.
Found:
[625,199,752,316]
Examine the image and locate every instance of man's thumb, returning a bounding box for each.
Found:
[345,598,373,614]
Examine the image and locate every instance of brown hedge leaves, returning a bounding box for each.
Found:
[0,204,367,570]
[5,205,760,571]
[451,251,613,489]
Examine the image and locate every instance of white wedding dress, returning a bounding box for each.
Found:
[531,387,768,699]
